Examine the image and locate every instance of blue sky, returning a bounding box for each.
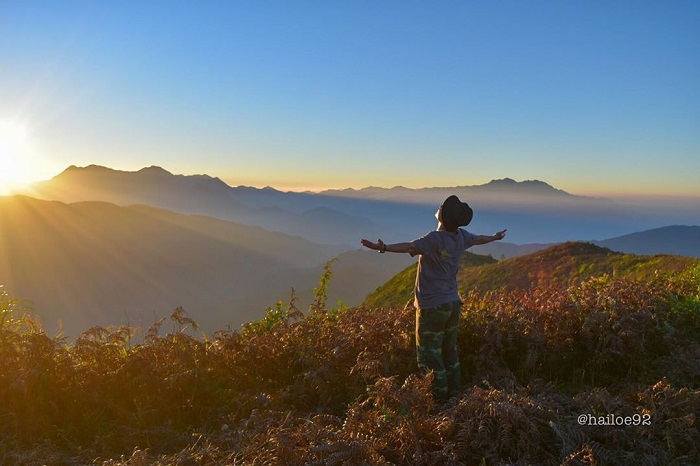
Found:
[1,1,698,195]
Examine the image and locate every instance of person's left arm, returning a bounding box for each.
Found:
[473,229,507,245]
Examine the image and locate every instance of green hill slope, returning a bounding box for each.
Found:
[365,242,699,308]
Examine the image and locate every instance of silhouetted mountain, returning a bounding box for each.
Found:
[477,178,571,196]
[459,225,700,261]
[39,164,246,214]
[364,242,699,308]
[594,225,700,258]
[28,165,379,247]
[322,178,574,204]
[0,195,345,337]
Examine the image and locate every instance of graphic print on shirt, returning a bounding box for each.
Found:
[439,248,451,262]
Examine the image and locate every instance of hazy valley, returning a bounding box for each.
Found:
[0,195,414,337]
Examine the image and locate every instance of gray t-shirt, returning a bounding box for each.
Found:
[411,229,479,310]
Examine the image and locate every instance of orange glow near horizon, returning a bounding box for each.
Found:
[217,174,699,199]
[6,159,698,200]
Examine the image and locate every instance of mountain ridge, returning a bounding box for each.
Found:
[320,176,574,198]
[30,165,380,246]
[26,164,623,245]
[52,165,572,197]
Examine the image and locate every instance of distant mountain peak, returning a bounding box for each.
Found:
[61,164,106,172]
[486,177,517,185]
[58,164,173,177]
[55,164,112,178]
[478,178,571,196]
[138,166,172,175]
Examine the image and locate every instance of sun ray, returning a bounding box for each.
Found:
[0,196,182,336]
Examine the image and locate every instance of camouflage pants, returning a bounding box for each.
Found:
[416,300,461,403]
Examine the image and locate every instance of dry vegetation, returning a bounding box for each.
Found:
[1,262,699,465]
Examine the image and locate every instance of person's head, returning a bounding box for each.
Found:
[437,195,473,232]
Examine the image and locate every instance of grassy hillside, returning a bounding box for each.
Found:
[1,263,699,465]
[365,242,699,308]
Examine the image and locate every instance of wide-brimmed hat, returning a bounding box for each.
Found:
[439,195,473,229]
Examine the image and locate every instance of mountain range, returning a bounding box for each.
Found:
[28,165,380,247]
[26,165,699,246]
[321,177,574,203]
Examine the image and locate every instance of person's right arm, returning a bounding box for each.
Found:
[472,229,507,245]
[361,239,420,256]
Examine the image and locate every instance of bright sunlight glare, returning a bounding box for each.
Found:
[0,120,41,194]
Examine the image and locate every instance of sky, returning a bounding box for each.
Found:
[0,1,698,196]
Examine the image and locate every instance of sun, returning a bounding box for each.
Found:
[0,120,41,194]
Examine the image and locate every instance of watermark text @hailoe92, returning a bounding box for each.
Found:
[578,413,651,426]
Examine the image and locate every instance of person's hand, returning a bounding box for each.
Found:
[494,229,507,240]
[361,238,385,251]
